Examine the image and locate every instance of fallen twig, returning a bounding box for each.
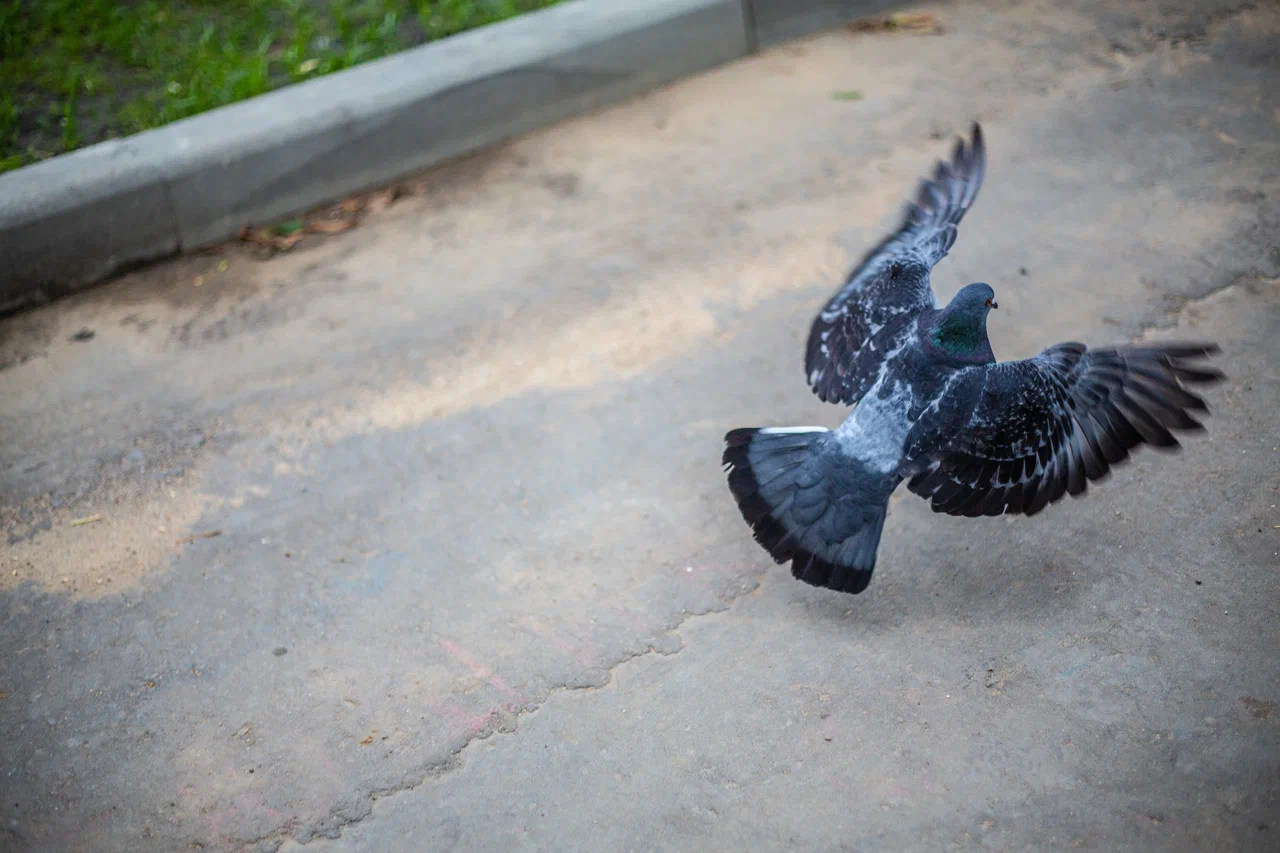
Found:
[850,13,942,35]
[177,529,223,545]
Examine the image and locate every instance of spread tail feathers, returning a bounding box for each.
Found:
[722,427,895,595]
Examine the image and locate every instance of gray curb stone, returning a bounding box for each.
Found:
[747,0,901,46]
[0,0,896,315]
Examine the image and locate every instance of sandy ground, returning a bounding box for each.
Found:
[1,1,1278,851]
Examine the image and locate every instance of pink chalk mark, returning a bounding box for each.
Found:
[439,638,519,699]
[424,698,500,737]
[516,614,602,671]
[439,638,487,676]
[488,675,518,698]
[467,709,497,734]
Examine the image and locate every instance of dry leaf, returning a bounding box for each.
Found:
[891,12,942,31]
[850,12,941,34]
[238,225,305,252]
[364,186,398,214]
[359,733,375,746]
[237,225,269,245]
[307,217,356,235]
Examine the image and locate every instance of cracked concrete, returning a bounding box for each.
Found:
[257,621,702,852]
[1,1,1278,851]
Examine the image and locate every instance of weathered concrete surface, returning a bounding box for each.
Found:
[1,1,1278,851]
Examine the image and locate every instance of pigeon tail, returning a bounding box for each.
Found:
[722,427,894,595]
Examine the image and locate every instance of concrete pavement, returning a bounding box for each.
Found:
[2,1,1278,851]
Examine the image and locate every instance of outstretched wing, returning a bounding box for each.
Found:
[898,343,1224,518]
[806,123,987,405]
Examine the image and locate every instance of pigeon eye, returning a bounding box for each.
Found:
[984,297,994,307]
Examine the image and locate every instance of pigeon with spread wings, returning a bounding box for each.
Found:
[805,124,987,406]
[723,124,1222,595]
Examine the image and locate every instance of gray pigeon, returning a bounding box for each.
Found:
[722,123,1223,595]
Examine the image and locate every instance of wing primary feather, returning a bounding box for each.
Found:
[804,125,988,405]
[902,338,1221,518]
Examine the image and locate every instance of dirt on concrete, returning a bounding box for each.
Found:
[1,1,1278,851]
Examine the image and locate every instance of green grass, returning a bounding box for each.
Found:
[0,0,563,173]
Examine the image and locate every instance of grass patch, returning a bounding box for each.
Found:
[0,0,563,173]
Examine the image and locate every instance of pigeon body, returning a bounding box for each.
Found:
[723,124,1222,595]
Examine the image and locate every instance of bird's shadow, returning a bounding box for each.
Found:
[780,498,1101,633]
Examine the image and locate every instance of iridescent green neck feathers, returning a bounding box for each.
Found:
[934,282,996,357]
[931,312,988,355]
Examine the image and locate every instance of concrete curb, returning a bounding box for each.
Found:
[0,0,898,315]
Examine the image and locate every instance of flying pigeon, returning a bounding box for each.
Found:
[722,123,1223,595]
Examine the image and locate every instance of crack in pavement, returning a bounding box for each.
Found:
[257,580,760,851]
[1139,274,1280,338]
[1145,0,1259,45]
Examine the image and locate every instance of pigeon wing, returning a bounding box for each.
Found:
[806,123,987,406]
[898,342,1224,517]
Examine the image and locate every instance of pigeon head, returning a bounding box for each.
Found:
[931,283,997,359]
[950,282,998,312]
